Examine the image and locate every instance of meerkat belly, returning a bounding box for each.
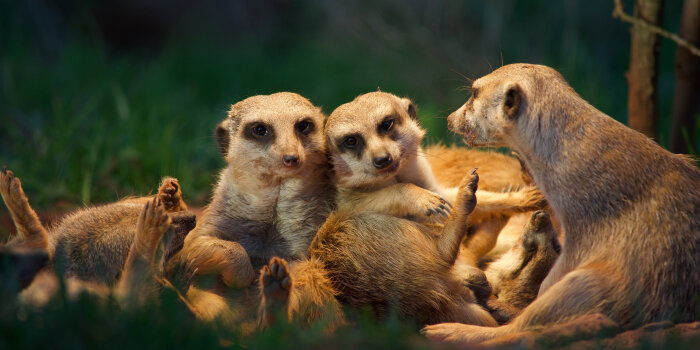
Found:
[50,203,143,285]
[310,213,456,319]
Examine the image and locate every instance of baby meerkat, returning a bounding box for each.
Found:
[0,166,193,287]
[0,168,191,309]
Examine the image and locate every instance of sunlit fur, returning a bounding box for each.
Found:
[425,63,700,344]
[180,92,341,328]
[0,170,193,310]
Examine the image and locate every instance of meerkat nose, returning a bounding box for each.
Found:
[372,154,393,170]
[282,155,300,167]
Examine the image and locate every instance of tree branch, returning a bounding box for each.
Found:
[613,0,700,57]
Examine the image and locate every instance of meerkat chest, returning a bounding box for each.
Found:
[223,184,279,221]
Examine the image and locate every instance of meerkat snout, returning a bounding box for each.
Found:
[372,153,393,170]
[282,155,300,167]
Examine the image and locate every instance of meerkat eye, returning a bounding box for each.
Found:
[344,136,357,147]
[252,124,268,137]
[296,119,314,135]
[379,118,394,133]
[471,88,480,100]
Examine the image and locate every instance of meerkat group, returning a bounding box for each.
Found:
[2,63,696,345]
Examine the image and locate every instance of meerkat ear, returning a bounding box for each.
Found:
[400,98,418,119]
[503,84,523,120]
[215,119,230,158]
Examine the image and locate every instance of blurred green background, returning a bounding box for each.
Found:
[0,0,690,209]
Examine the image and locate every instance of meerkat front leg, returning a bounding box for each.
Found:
[435,169,478,264]
[258,257,292,327]
[0,167,49,251]
[116,198,171,308]
[339,183,452,222]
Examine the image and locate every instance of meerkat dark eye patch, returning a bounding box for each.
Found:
[243,122,275,143]
[337,133,364,157]
[378,117,395,134]
[296,119,315,136]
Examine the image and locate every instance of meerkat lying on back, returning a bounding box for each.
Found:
[0,166,193,287]
[0,168,192,309]
[424,63,700,344]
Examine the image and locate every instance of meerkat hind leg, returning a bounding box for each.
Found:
[0,167,49,250]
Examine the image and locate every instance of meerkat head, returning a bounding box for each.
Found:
[221,92,327,178]
[325,91,425,188]
[447,64,571,148]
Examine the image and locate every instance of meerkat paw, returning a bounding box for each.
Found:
[135,198,172,256]
[259,257,292,326]
[521,210,561,259]
[0,167,28,210]
[513,186,547,210]
[261,257,292,308]
[422,322,484,344]
[412,190,452,222]
[157,177,187,212]
[164,254,198,294]
[454,168,479,216]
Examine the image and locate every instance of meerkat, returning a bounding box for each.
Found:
[0,167,189,309]
[323,91,546,278]
[302,169,496,326]
[423,63,700,344]
[325,91,542,224]
[180,92,342,326]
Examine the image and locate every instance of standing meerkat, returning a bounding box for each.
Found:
[424,63,700,344]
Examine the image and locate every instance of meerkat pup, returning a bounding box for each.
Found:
[424,64,700,344]
[0,166,193,287]
[0,167,189,309]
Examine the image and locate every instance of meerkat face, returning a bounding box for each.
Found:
[325,91,425,188]
[447,66,530,148]
[223,92,327,179]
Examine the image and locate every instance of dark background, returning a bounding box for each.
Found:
[0,0,689,211]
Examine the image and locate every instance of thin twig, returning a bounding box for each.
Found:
[613,0,700,57]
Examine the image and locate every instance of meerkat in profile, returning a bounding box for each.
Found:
[0,167,190,309]
[424,64,700,344]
